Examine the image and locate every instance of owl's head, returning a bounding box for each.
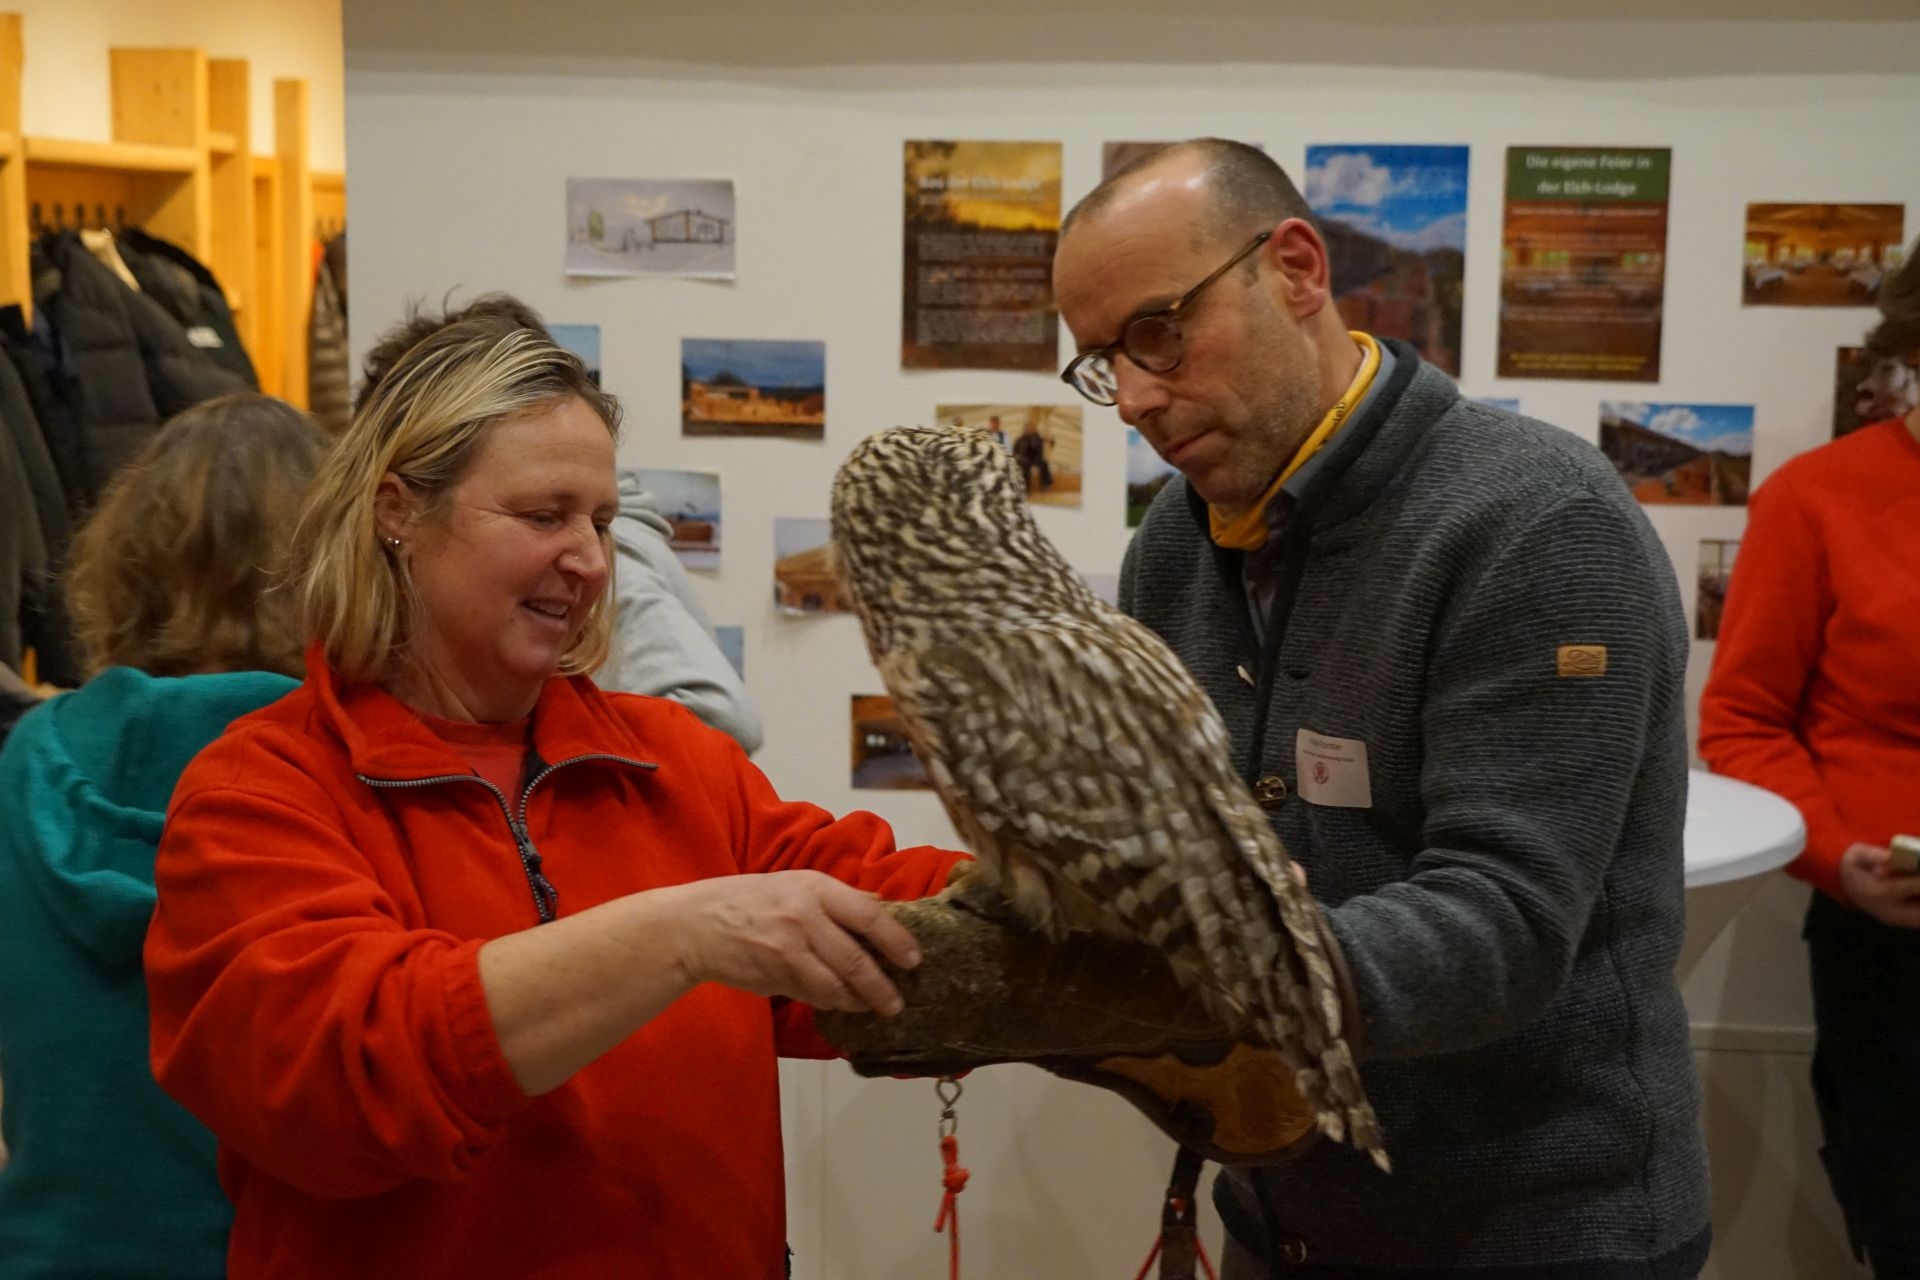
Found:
[831,424,1086,656]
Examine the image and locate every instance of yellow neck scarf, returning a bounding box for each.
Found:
[1208,331,1382,551]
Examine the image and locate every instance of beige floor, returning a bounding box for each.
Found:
[1697,1041,1864,1279]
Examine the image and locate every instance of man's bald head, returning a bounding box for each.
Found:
[1061,138,1318,252]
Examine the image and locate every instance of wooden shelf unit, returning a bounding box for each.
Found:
[0,12,343,407]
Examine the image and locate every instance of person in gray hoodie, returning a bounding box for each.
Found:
[599,466,762,753]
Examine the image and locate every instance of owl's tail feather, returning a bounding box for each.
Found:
[1240,867,1392,1175]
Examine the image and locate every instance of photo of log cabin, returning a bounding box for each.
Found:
[566,177,735,279]
[772,517,847,614]
[631,468,721,571]
[682,338,825,440]
[1599,402,1752,506]
[1743,204,1905,307]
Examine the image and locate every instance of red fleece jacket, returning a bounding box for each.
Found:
[1698,418,1920,902]
[145,652,961,1279]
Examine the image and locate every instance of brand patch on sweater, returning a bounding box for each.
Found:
[1557,645,1608,677]
[1296,730,1372,808]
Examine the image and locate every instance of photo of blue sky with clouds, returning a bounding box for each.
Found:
[1601,402,1755,456]
[1304,145,1469,253]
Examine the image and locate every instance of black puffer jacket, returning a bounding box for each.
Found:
[0,381,43,672]
[1,305,86,522]
[0,338,80,686]
[118,229,259,388]
[35,231,247,500]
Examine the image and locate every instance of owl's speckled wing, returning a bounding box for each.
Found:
[880,611,1381,1160]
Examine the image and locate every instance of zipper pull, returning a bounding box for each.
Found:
[509,819,560,921]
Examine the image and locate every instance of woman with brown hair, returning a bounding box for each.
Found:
[0,393,327,1278]
[144,296,961,1279]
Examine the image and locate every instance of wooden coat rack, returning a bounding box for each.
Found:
[0,12,344,407]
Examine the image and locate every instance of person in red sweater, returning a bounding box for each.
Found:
[1698,247,1920,1280]
[144,296,965,1279]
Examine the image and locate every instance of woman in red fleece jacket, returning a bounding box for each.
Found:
[144,296,964,1280]
[1698,247,1920,1280]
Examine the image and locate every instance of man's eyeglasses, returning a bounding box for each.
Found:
[1059,230,1273,407]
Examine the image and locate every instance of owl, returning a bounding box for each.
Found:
[830,424,1385,1170]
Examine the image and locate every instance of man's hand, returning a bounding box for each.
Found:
[1838,842,1920,929]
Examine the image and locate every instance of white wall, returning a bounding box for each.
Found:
[14,0,344,170]
[345,13,1920,1276]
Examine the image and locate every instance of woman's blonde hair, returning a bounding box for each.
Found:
[291,295,622,687]
[65,393,328,679]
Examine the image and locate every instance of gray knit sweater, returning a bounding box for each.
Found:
[1121,346,1709,1270]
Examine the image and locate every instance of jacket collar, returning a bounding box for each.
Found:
[302,642,658,783]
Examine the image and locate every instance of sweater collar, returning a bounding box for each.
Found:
[1207,332,1385,549]
[302,642,658,783]
[1184,336,1428,541]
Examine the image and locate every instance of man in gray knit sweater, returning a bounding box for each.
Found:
[1054,139,1710,1277]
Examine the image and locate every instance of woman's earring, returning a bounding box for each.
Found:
[384,536,402,550]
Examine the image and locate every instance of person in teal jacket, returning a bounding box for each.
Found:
[0,393,327,1277]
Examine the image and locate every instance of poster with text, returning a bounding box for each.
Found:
[549,324,602,385]
[1307,144,1468,375]
[772,518,846,615]
[1126,428,1178,527]
[1498,147,1670,382]
[902,140,1062,372]
[1696,540,1738,641]
[566,178,735,280]
[937,403,1083,508]
[681,339,825,440]
[632,468,721,571]
[1599,402,1751,506]
[1743,204,1905,307]
[851,694,933,791]
[1834,346,1920,438]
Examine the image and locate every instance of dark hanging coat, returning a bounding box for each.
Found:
[0,339,81,686]
[1,304,87,523]
[117,229,259,388]
[34,231,248,502]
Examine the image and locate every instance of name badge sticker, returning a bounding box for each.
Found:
[1295,729,1373,809]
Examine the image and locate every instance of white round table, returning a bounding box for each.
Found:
[1677,769,1805,975]
[1684,769,1806,889]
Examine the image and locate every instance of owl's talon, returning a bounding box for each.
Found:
[944,878,1023,925]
